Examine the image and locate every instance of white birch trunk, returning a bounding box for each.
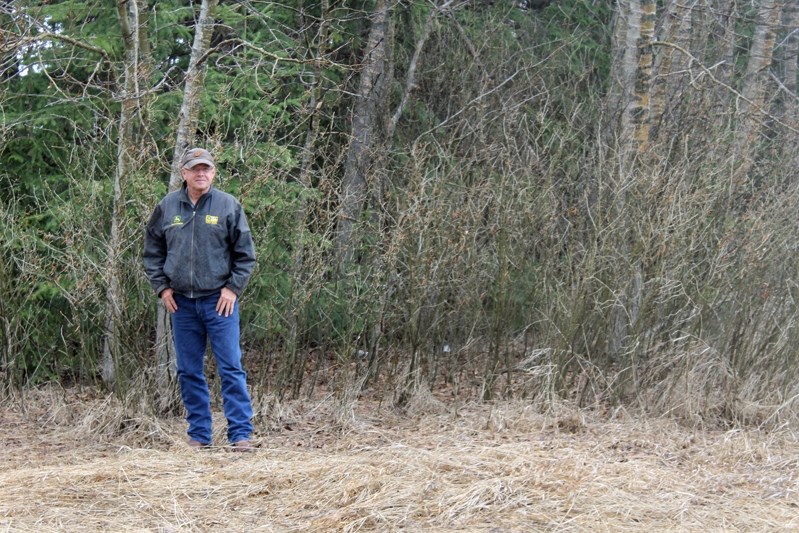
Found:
[101,0,142,387]
[781,2,799,169]
[731,0,779,184]
[608,0,656,363]
[782,2,798,119]
[651,0,693,140]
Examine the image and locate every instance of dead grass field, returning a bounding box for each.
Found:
[0,387,797,532]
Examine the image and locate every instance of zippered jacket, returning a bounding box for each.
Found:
[143,184,256,299]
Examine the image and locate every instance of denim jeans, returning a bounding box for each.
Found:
[172,292,253,444]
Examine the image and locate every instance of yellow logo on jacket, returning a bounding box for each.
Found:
[206,215,219,225]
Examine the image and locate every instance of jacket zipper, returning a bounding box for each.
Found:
[190,207,196,298]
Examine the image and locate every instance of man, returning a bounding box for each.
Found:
[144,147,256,451]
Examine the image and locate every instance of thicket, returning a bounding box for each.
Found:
[1,0,798,428]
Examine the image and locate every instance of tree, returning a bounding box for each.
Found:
[4,0,799,425]
[778,0,798,168]
[783,2,799,102]
[650,0,693,141]
[606,0,656,362]
[334,0,394,268]
[730,0,779,186]
[102,0,150,387]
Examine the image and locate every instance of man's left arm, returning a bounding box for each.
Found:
[217,204,256,317]
[226,203,256,297]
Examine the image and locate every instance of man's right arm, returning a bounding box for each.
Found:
[143,203,170,297]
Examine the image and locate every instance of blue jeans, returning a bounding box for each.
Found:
[172,292,253,444]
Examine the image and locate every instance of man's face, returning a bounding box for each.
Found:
[181,163,216,197]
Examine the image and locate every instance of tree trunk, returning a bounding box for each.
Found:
[101,0,144,387]
[605,1,630,134]
[363,0,459,387]
[731,0,779,185]
[334,0,393,268]
[0,0,19,83]
[155,0,218,410]
[619,0,655,160]
[608,0,656,364]
[386,0,455,141]
[168,0,218,190]
[780,1,799,171]
[715,0,738,93]
[781,1,798,118]
[651,0,693,140]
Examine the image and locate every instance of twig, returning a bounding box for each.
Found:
[653,41,799,134]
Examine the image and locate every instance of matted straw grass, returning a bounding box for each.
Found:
[1,387,797,532]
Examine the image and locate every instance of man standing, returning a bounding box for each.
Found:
[144,147,256,451]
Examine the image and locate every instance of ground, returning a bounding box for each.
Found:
[0,388,797,532]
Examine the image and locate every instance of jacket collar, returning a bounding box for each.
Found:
[180,182,215,206]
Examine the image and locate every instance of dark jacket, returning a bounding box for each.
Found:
[143,184,256,298]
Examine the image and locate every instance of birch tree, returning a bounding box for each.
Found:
[102,0,148,386]
[731,0,779,186]
[650,0,694,140]
[618,0,656,160]
[780,1,798,123]
[778,1,799,170]
[607,0,656,362]
[785,2,799,87]
[715,0,739,104]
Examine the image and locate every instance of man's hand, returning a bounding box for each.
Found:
[216,287,237,317]
[160,288,178,313]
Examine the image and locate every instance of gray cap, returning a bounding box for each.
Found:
[181,147,215,169]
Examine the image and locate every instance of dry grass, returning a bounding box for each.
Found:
[1,387,798,532]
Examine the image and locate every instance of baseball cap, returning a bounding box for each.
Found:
[181,147,215,169]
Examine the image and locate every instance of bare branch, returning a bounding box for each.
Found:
[6,31,112,68]
[387,0,459,140]
[653,40,799,134]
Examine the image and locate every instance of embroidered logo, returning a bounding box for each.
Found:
[206,215,219,225]
[193,149,204,158]
[169,215,183,227]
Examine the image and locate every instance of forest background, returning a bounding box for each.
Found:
[1,0,798,430]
